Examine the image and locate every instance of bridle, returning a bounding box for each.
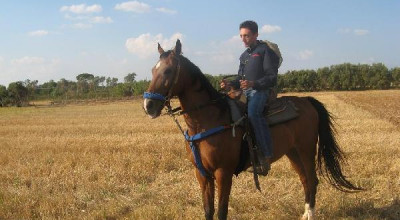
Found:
[142,52,240,179]
[143,53,230,120]
[143,53,181,106]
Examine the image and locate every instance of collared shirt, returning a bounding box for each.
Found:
[233,40,278,90]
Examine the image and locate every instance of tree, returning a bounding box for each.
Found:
[391,67,400,88]
[7,81,29,107]
[317,67,330,90]
[106,77,118,87]
[24,79,39,100]
[124,73,137,83]
[370,63,390,89]
[132,80,150,96]
[76,73,94,82]
[38,80,57,99]
[76,73,94,96]
[0,85,8,107]
[300,70,318,91]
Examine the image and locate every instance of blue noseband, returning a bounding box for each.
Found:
[143,92,167,102]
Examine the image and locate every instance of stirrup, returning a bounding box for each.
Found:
[247,163,270,176]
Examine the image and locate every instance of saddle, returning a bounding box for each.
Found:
[229,89,299,186]
[227,89,299,126]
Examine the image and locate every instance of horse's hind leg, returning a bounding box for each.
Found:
[196,171,215,220]
[286,148,318,220]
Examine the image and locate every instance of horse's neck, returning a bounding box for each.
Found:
[178,85,226,133]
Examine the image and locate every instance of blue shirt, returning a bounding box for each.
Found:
[232,40,278,90]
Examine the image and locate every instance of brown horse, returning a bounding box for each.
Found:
[143,40,361,220]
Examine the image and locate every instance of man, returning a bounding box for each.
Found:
[221,20,278,175]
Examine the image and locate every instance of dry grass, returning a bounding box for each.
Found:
[334,90,400,128]
[0,91,399,219]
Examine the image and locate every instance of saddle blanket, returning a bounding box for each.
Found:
[228,96,299,126]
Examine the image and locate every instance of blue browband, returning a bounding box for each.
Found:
[143,92,167,102]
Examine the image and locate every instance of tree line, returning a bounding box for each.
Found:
[277,63,400,92]
[205,63,400,92]
[0,72,150,107]
[1,63,399,107]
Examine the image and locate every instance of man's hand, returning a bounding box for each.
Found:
[220,79,230,90]
[240,80,254,89]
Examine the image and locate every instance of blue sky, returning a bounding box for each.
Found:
[0,0,399,86]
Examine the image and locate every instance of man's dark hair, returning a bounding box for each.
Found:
[240,20,258,34]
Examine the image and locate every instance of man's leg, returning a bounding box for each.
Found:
[246,89,273,159]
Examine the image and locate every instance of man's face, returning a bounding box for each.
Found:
[240,28,258,48]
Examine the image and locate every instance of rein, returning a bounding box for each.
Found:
[162,96,225,117]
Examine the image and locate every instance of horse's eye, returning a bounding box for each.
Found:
[164,69,172,75]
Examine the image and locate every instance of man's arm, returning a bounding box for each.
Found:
[227,62,244,90]
[253,48,278,90]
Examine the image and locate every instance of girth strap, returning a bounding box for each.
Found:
[184,125,231,178]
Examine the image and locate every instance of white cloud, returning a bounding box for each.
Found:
[192,36,243,65]
[338,28,369,36]
[60,4,102,14]
[211,53,235,63]
[220,35,244,50]
[359,57,376,64]
[194,51,236,64]
[2,57,61,84]
[338,28,352,34]
[260,25,282,33]
[64,14,89,20]
[72,23,93,29]
[354,29,369,36]
[298,50,314,60]
[156,7,177,15]
[90,16,113,24]
[28,30,49,37]
[115,1,151,13]
[60,4,112,29]
[11,56,45,65]
[227,35,241,44]
[125,32,183,58]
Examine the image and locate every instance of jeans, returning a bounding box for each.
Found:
[244,88,273,158]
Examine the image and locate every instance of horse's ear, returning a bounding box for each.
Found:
[173,39,182,55]
[158,43,164,55]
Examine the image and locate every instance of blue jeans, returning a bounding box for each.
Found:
[244,88,273,158]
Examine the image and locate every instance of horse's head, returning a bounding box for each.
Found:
[143,39,183,118]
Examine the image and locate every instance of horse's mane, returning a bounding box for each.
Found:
[175,53,229,114]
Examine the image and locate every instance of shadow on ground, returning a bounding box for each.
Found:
[335,198,400,220]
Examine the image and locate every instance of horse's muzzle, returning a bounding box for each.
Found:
[143,98,164,119]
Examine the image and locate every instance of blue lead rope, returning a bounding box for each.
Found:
[184,125,230,178]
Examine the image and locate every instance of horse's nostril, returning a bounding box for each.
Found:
[146,100,154,109]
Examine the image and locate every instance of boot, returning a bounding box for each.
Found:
[247,157,271,176]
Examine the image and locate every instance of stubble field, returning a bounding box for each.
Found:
[0,90,399,220]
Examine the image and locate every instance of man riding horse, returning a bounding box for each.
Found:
[221,20,279,175]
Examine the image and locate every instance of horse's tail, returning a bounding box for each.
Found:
[307,97,363,192]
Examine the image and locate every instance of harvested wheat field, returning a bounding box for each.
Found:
[0,91,399,220]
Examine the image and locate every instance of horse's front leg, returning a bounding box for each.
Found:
[215,169,233,220]
[196,171,215,220]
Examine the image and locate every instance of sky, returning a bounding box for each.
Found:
[0,0,399,86]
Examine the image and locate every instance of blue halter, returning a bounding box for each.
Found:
[143,92,167,102]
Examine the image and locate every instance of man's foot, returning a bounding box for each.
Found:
[247,158,271,176]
